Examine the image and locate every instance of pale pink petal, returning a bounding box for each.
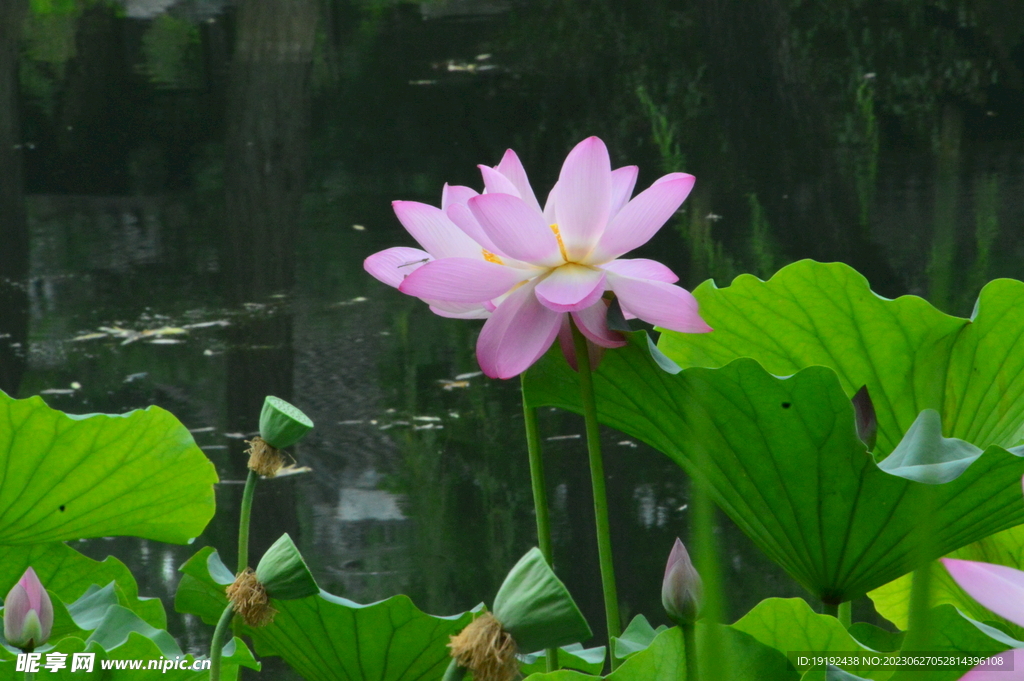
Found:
[495,149,542,213]
[590,173,695,262]
[476,281,562,379]
[608,273,712,333]
[393,201,482,259]
[610,166,639,217]
[399,258,530,303]
[553,136,612,261]
[446,202,502,255]
[428,300,491,319]
[535,265,607,313]
[543,182,558,225]
[572,301,627,348]
[469,193,562,266]
[957,650,1023,680]
[479,164,521,197]
[364,247,432,288]
[943,559,1024,627]
[442,183,478,210]
[601,258,679,283]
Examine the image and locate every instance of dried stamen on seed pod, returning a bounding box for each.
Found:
[245,436,286,478]
[226,568,277,627]
[447,612,518,681]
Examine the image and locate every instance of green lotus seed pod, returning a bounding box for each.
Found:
[259,396,313,449]
[492,547,591,654]
[255,533,319,601]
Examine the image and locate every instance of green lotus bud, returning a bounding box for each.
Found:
[447,548,591,681]
[3,567,53,652]
[662,538,702,625]
[255,533,319,601]
[227,534,318,627]
[259,396,313,450]
[491,547,592,654]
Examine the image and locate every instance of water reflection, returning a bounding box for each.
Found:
[4,0,1024,676]
[0,0,29,396]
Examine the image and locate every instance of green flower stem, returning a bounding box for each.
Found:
[838,601,851,628]
[906,565,932,646]
[821,602,838,617]
[682,622,698,681]
[237,469,258,572]
[441,659,467,681]
[571,321,622,666]
[208,603,235,681]
[24,671,35,681]
[520,377,559,672]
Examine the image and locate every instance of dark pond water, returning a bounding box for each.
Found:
[2,0,1024,676]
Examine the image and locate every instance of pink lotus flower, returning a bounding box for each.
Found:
[942,558,1024,680]
[366,136,711,379]
[3,567,53,651]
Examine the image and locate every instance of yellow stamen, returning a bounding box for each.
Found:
[549,224,568,261]
[482,249,504,265]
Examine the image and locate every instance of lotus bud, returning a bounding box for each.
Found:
[448,548,591,681]
[247,396,314,478]
[227,533,319,627]
[662,538,702,625]
[3,567,53,652]
[852,385,877,452]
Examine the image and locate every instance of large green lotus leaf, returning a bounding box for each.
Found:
[886,605,1020,681]
[523,672,597,681]
[0,391,217,544]
[731,598,888,680]
[869,524,1024,638]
[609,624,796,681]
[519,644,607,676]
[0,543,166,628]
[611,614,668,661]
[523,625,796,681]
[176,547,477,681]
[658,260,1024,458]
[522,335,1024,602]
[800,668,872,681]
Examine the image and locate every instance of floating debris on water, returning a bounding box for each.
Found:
[70,381,81,390]
[331,296,370,308]
[438,380,470,390]
[203,445,228,450]
[124,372,148,383]
[70,332,108,342]
[413,416,440,422]
[352,224,366,231]
[147,338,184,345]
[618,440,638,448]
[338,419,364,425]
[183,320,230,329]
[40,388,76,395]
[454,371,483,380]
[189,426,216,433]
[546,434,581,441]
[414,423,443,430]
[223,432,248,439]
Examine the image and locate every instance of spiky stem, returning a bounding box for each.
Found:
[571,321,622,667]
[520,378,559,672]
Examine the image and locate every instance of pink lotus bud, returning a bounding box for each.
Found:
[3,567,53,651]
[662,538,702,625]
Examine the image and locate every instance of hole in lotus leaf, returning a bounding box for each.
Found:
[781,402,791,409]
[59,505,66,512]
